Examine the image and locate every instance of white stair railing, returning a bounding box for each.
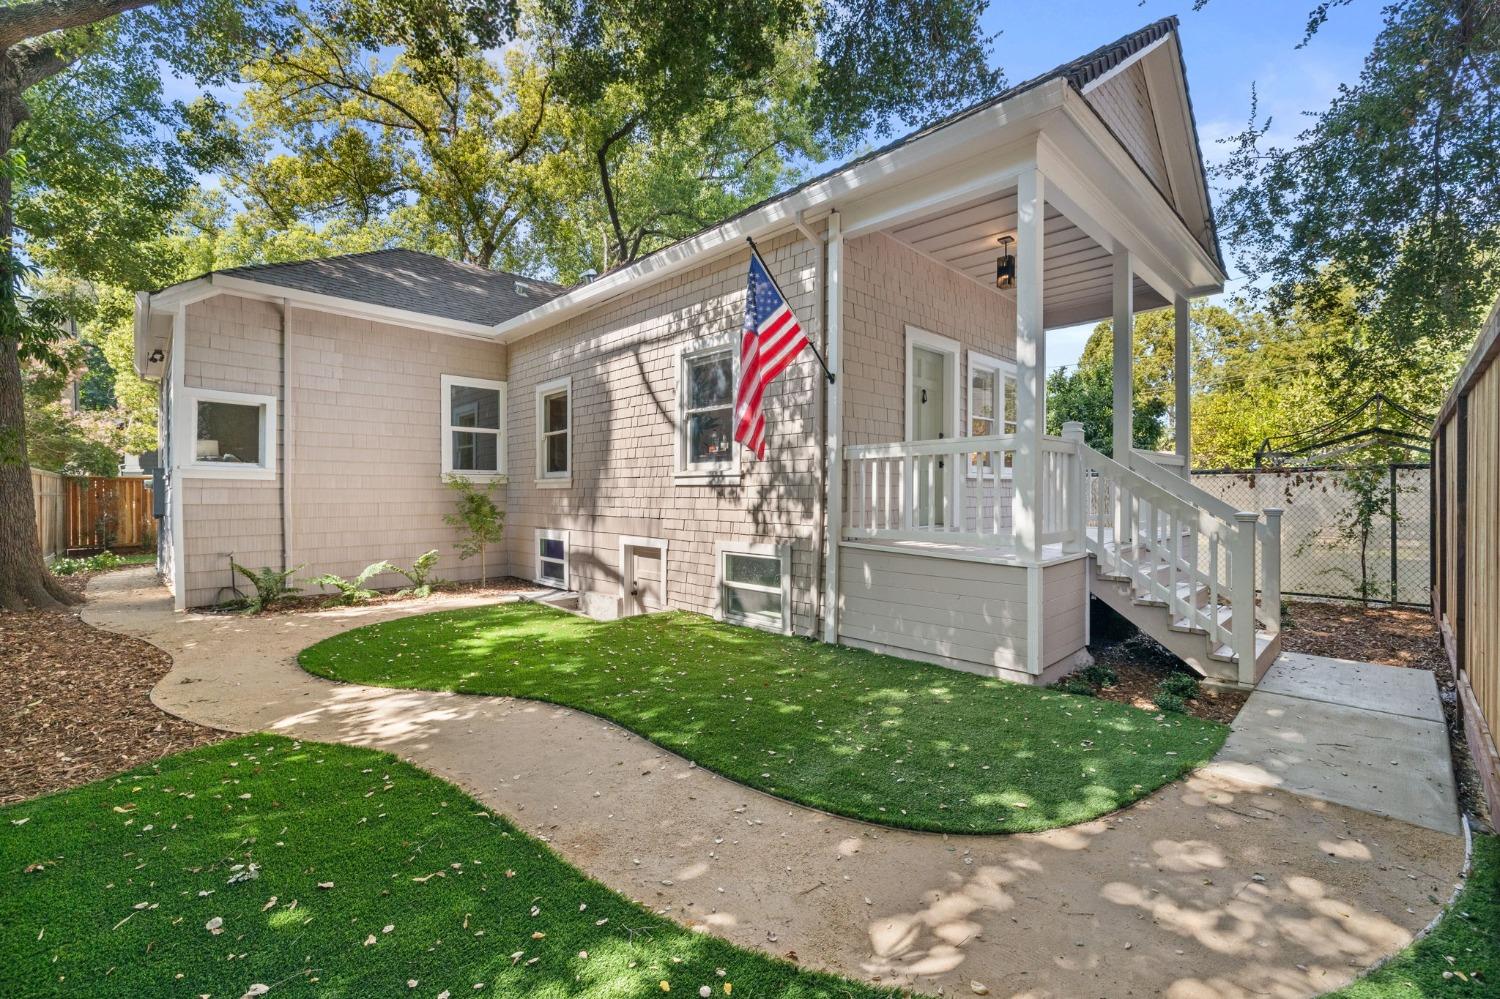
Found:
[1081,442,1278,684]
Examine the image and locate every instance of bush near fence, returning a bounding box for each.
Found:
[1190,464,1430,607]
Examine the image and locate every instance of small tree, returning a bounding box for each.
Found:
[1332,466,1395,605]
[442,476,504,584]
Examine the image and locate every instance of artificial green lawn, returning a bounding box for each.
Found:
[1323,833,1496,997]
[299,603,1228,834]
[1,735,897,999]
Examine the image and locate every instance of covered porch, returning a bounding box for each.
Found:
[819,86,1282,688]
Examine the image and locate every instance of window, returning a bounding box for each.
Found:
[717,542,790,633]
[535,377,571,484]
[536,529,569,588]
[967,351,1017,477]
[176,387,276,479]
[442,374,506,478]
[678,340,736,477]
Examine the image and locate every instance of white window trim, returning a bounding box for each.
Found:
[903,325,962,443]
[535,528,570,589]
[175,386,278,481]
[966,349,1018,480]
[441,374,507,481]
[534,375,572,487]
[675,333,741,484]
[714,540,791,635]
[618,535,669,614]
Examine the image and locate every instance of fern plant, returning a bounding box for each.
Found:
[231,561,303,612]
[309,561,396,605]
[395,549,442,597]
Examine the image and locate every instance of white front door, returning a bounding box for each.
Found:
[911,345,948,526]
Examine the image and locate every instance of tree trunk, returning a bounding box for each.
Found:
[0,69,78,610]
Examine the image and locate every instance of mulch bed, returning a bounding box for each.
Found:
[1281,599,1490,827]
[201,575,546,615]
[1086,634,1250,725]
[0,570,222,806]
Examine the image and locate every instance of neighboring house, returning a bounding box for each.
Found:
[134,17,1284,687]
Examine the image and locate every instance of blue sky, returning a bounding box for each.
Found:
[983,0,1385,370]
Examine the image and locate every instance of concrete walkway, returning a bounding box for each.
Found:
[84,569,1465,999]
[1207,653,1461,835]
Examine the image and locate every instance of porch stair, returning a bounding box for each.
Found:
[1080,443,1284,689]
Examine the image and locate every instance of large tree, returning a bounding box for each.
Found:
[1213,0,1500,353]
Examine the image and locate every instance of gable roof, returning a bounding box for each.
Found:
[204,248,567,327]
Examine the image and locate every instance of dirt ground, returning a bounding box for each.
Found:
[201,574,544,615]
[0,571,222,804]
[1281,599,1491,828]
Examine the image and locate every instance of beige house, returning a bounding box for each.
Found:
[135,17,1284,687]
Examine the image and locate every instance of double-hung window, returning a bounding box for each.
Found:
[536,376,571,485]
[678,340,736,478]
[717,543,790,633]
[441,374,505,479]
[967,352,1017,477]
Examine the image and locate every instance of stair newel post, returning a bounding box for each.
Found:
[1260,508,1283,636]
[1061,423,1086,553]
[1231,511,1261,686]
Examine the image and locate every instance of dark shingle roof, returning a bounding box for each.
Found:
[213,249,566,326]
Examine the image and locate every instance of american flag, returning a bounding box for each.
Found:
[734,251,809,459]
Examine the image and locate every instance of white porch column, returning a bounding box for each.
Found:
[1111,247,1133,461]
[1174,293,1191,473]
[820,212,844,645]
[1011,168,1046,563]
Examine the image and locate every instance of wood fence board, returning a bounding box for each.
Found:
[62,476,155,553]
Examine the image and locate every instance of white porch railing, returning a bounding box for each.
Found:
[842,434,1080,550]
[841,430,1284,685]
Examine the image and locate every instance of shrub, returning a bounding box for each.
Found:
[52,551,126,576]
[232,561,303,612]
[1051,676,1097,697]
[1158,672,1201,700]
[395,549,442,597]
[309,561,396,605]
[443,477,505,584]
[1080,664,1119,689]
[1152,691,1187,714]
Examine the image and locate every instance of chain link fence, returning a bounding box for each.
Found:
[1191,464,1431,607]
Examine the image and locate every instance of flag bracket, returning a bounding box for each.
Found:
[745,237,835,385]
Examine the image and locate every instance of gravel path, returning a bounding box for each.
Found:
[83,567,1466,999]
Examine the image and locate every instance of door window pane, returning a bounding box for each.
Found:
[195,401,261,464]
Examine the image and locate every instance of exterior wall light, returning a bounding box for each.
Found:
[995,235,1016,290]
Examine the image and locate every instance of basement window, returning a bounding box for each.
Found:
[717,543,790,634]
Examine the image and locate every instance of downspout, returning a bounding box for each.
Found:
[277,299,292,572]
[793,211,828,636]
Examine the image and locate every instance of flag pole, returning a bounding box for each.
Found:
[745,236,835,384]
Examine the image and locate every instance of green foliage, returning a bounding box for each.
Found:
[231,560,303,612]
[442,476,505,583]
[49,550,154,576]
[1080,664,1119,689]
[1152,691,1187,714]
[1328,466,1397,604]
[1051,676,1098,697]
[1158,672,1201,701]
[300,602,1228,834]
[0,735,906,999]
[309,560,396,605]
[395,548,442,597]
[1213,0,1500,359]
[1046,362,1168,458]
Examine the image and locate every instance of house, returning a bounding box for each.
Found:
[134,17,1283,687]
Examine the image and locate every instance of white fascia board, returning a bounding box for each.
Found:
[1046,96,1225,295]
[489,79,1070,345]
[1077,34,1170,95]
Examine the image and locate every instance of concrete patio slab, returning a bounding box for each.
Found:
[81,570,1467,999]
[1207,654,1460,835]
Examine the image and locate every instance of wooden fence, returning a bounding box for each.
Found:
[30,471,155,557]
[1433,293,1500,818]
[30,468,66,558]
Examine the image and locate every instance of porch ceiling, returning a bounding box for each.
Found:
[885,192,1168,330]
